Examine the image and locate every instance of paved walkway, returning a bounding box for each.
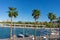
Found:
[0,35,60,40]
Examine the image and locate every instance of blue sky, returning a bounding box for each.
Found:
[0,0,60,22]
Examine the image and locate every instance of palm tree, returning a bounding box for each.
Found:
[32,9,40,40]
[48,12,56,40]
[48,12,56,28]
[8,7,18,40]
[52,14,56,28]
[57,17,60,37]
[57,17,60,26]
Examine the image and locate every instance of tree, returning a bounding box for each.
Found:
[57,17,60,24]
[8,7,18,40]
[57,17,60,37]
[48,13,56,22]
[48,12,56,40]
[32,9,40,40]
[48,12,56,27]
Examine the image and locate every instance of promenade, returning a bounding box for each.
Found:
[0,35,60,40]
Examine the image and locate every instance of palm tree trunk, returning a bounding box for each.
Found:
[50,21,52,40]
[57,22,60,39]
[50,21,52,32]
[34,19,36,40]
[10,17,13,40]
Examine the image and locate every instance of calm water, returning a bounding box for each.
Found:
[0,27,50,39]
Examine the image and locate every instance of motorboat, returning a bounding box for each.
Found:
[18,34,24,38]
[51,32,59,35]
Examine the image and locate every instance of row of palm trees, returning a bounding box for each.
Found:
[32,10,60,40]
[8,7,60,40]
